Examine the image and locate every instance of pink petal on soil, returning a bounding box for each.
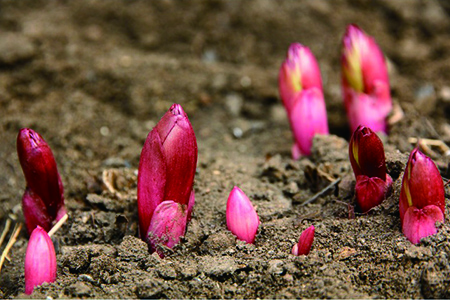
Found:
[226,186,260,244]
[25,226,57,294]
[402,205,444,244]
[292,225,315,256]
[289,88,329,157]
[147,200,188,257]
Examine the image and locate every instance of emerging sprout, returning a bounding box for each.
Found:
[341,24,392,134]
[349,125,392,212]
[292,225,315,256]
[25,226,57,294]
[17,128,66,235]
[399,148,445,244]
[279,43,329,159]
[226,186,260,244]
[137,104,197,257]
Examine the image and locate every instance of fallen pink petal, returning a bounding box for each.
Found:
[226,186,260,244]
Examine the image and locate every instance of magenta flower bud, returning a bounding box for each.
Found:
[137,104,197,255]
[349,125,392,212]
[292,225,315,256]
[17,128,65,234]
[25,226,57,294]
[399,148,445,244]
[279,43,329,159]
[226,186,260,244]
[147,200,188,257]
[289,88,329,158]
[341,24,392,134]
[349,125,387,180]
[279,43,322,112]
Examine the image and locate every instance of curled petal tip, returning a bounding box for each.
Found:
[292,225,315,256]
[25,226,57,294]
[226,186,260,244]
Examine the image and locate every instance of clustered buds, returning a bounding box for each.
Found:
[226,186,260,244]
[279,43,329,159]
[292,225,315,256]
[349,125,392,212]
[17,128,66,235]
[399,148,445,244]
[25,226,57,294]
[341,24,392,134]
[137,104,197,257]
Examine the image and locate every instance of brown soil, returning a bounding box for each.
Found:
[1,0,450,298]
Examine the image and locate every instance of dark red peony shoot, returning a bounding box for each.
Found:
[25,226,57,294]
[137,103,197,257]
[399,148,445,244]
[349,125,392,212]
[17,128,66,235]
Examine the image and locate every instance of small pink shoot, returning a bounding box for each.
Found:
[292,225,315,256]
[226,186,260,244]
[25,226,57,294]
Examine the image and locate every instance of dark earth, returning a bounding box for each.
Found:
[2,0,450,298]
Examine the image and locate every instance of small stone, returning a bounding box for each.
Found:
[225,93,243,117]
[200,256,238,279]
[0,33,35,65]
[66,282,91,297]
[268,259,284,275]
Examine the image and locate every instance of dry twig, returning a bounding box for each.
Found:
[48,213,68,237]
[301,178,341,207]
[0,223,22,274]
